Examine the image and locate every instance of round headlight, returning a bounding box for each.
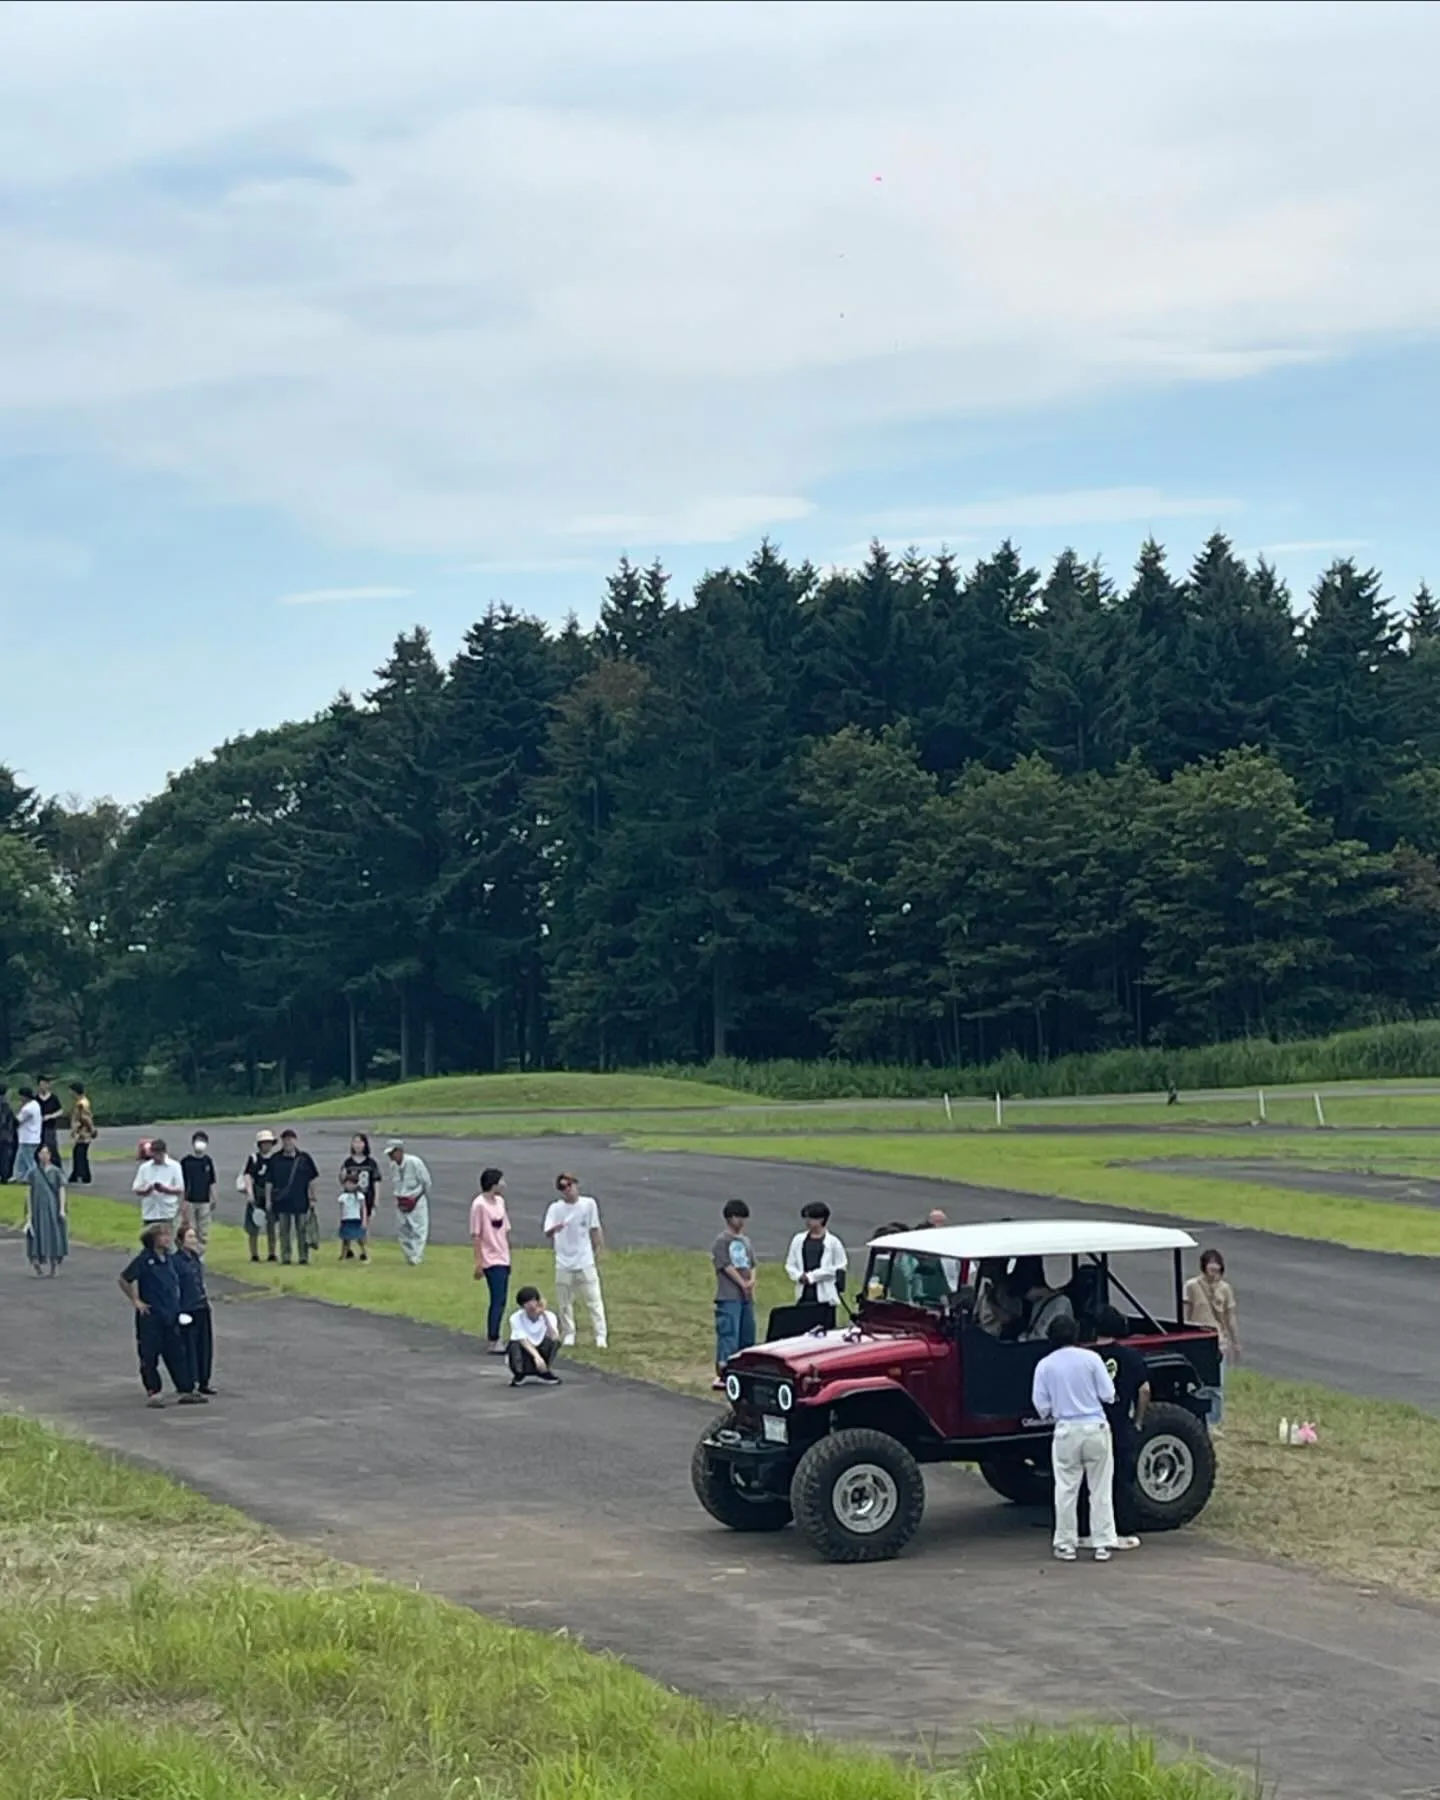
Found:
[777,1382,794,1413]
[725,1373,742,1403]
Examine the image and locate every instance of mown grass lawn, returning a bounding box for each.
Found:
[0,1415,1250,1800]
[634,1130,1440,1256]
[276,1070,754,1118]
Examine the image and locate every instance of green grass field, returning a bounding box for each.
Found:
[276,1071,754,1119]
[10,1185,1440,1608]
[2,1415,1251,1800]
[636,1130,1440,1256]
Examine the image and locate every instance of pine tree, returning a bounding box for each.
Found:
[925,540,1038,771]
[1289,559,1405,843]
[1021,550,1125,774]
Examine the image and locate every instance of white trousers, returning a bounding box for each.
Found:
[554,1265,607,1347]
[1052,1418,1117,1552]
[397,1198,429,1265]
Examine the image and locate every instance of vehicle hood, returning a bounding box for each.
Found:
[733,1325,943,1383]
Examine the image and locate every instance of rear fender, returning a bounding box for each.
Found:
[802,1378,942,1451]
[1143,1351,1213,1409]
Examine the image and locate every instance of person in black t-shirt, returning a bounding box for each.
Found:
[180,1131,218,1254]
[1094,1305,1151,1487]
[36,1077,63,1163]
[243,1129,279,1262]
[268,1128,320,1266]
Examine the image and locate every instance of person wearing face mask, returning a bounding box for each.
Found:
[180,1129,218,1255]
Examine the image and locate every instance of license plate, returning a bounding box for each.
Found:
[762,1415,788,1445]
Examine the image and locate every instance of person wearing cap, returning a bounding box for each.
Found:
[242,1129,280,1263]
[386,1139,434,1265]
[132,1137,185,1229]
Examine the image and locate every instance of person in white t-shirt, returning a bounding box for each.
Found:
[507,1286,562,1386]
[132,1138,185,1226]
[542,1172,608,1349]
[13,1088,43,1184]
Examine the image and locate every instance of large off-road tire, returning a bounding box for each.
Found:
[1126,1401,1216,1532]
[790,1429,925,1563]
[690,1414,793,1532]
[978,1450,1052,1508]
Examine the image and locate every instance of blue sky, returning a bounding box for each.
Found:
[3,0,1438,802]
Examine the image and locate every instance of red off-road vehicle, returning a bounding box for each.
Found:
[692,1220,1219,1562]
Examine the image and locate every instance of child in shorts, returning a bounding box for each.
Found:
[337,1166,368,1261]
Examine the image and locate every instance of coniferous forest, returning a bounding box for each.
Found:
[7,532,1440,1092]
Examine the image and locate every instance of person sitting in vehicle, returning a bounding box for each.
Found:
[1014,1258,1075,1341]
[974,1259,1027,1337]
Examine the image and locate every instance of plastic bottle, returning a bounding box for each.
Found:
[1278,1416,1290,1444]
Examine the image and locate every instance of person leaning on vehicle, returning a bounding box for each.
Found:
[1031,1313,1135,1563]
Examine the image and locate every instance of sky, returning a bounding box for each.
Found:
[3,0,1440,803]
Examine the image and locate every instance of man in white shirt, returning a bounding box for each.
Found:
[1031,1313,1137,1562]
[13,1088,43,1184]
[507,1285,562,1386]
[543,1172,607,1349]
[385,1139,433,1265]
[132,1137,186,1227]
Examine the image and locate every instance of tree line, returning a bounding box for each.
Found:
[6,532,1440,1091]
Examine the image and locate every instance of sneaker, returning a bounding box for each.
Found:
[562,1334,576,1348]
[486,1342,507,1356]
[1053,1546,1077,1562]
[1105,1536,1141,1552]
[509,1375,524,1388]
[711,1377,726,1391]
[595,1341,608,1351]
[538,1371,562,1384]
[198,1386,217,1397]
[1094,1546,1112,1562]
[145,1395,165,1409]
[267,1255,278,1264]
[177,1392,208,1406]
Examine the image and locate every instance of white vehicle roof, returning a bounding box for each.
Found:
[868,1220,1196,1262]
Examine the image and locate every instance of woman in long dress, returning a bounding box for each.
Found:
[25,1144,69,1275]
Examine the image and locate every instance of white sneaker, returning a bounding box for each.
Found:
[1094,1547,1112,1562]
[562,1335,576,1348]
[1053,1545,1077,1562]
[1107,1535,1141,1551]
[595,1340,608,1350]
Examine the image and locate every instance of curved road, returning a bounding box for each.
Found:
[102,1119,1440,1413]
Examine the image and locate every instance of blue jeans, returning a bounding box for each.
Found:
[483,1265,510,1343]
[13,1143,37,1184]
[715,1297,756,1369]
[1201,1356,1225,1427]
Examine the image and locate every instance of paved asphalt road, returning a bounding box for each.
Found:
[98,1119,1440,1413]
[3,1236,1439,1800]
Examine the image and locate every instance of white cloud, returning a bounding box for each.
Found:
[1241,538,1370,558]
[874,488,1237,536]
[565,496,815,545]
[1,2,1439,558]
[275,584,414,606]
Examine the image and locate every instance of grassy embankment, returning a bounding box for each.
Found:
[9,1179,1440,1607]
[0,1414,1245,1800]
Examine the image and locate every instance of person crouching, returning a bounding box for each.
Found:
[507,1286,562,1387]
[175,1222,216,1397]
[118,1222,204,1408]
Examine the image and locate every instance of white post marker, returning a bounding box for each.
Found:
[1258,1089,1267,1122]
[943,1092,953,1123]
[995,1091,1004,1128]
[1313,1091,1327,1127]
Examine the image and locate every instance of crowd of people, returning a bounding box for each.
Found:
[117,1127,614,1404]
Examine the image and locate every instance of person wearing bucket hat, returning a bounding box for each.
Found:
[242,1129,280,1263]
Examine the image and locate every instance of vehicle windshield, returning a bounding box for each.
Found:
[864,1248,958,1309]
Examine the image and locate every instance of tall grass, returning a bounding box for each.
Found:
[651,1019,1440,1100]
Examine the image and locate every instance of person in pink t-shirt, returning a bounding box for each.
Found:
[470,1167,512,1355]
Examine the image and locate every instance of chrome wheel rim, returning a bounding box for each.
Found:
[1137,1434,1194,1504]
[832,1463,899,1534]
